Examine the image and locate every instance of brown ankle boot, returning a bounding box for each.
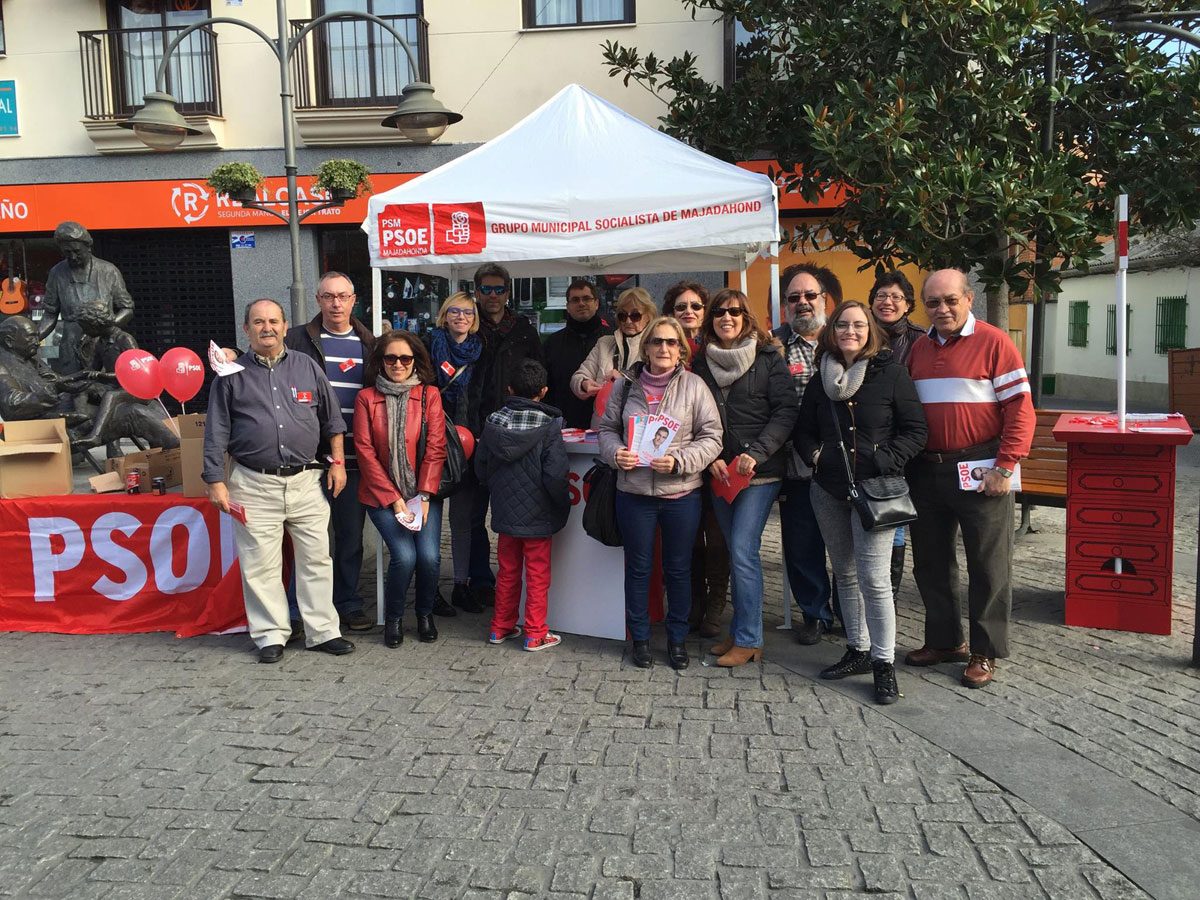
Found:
[716,645,762,667]
[710,636,735,656]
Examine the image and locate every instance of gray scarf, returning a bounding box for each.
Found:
[820,353,869,401]
[376,373,422,499]
[704,338,757,388]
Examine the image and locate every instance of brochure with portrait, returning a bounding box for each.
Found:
[395,495,424,532]
[957,459,1022,491]
[627,413,681,465]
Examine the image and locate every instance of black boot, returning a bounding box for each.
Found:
[384,619,402,648]
[631,641,652,668]
[890,545,905,600]
[416,614,437,643]
[667,642,689,670]
[819,647,871,680]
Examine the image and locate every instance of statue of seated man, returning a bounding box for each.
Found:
[0,316,90,423]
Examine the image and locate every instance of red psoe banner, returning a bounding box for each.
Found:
[0,495,247,636]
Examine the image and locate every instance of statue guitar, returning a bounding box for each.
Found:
[0,275,28,315]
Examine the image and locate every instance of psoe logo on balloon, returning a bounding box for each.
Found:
[377,204,432,258]
[175,361,202,375]
[432,203,486,255]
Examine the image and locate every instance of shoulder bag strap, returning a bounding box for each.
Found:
[826,392,857,486]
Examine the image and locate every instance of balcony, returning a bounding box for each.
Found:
[78,25,224,153]
[288,14,431,146]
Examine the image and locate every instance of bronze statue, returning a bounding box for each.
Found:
[0,316,89,422]
[40,221,134,375]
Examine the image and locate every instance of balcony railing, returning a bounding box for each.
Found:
[289,14,429,110]
[79,25,221,120]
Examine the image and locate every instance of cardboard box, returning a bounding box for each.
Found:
[105,446,183,488]
[88,471,124,494]
[0,418,73,498]
[173,413,208,497]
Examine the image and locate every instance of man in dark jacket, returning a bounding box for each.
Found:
[542,278,613,428]
[467,263,545,607]
[475,359,569,652]
[282,271,377,632]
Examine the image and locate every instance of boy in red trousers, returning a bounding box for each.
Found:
[475,359,570,651]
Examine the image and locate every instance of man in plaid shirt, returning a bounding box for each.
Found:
[771,263,842,644]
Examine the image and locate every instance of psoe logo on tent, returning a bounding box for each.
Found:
[377,204,432,257]
[432,203,486,255]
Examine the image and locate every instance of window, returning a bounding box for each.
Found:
[1067,301,1089,348]
[1106,304,1131,356]
[312,0,425,107]
[0,4,7,56]
[105,0,216,115]
[523,0,634,28]
[1155,295,1187,354]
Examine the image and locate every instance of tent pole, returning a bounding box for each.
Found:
[768,241,781,328]
[372,266,383,335]
[739,268,748,294]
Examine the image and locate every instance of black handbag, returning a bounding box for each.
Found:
[417,386,468,499]
[827,394,917,532]
[582,378,631,546]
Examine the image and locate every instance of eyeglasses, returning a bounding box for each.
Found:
[925,295,964,309]
[713,307,745,319]
[476,284,508,296]
[445,307,475,318]
[872,291,907,303]
[648,337,680,347]
[674,302,704,313]
[617,310,644,323]
[833,321,870,333]
[317,292,353,302]
[787,291,824,304]
[382,353,414,366]
[567,294,596,303]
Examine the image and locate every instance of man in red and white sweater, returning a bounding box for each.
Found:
[905,269,1035,688]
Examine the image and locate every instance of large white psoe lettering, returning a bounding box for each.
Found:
[26,509,235,602]
[150,506,209,595]
[29,517,85,602]
[92,513,148,602]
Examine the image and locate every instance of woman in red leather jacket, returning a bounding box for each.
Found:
[354,330,446,648]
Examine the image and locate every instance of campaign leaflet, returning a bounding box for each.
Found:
[957,459,1022,491]
[626,413,681,465]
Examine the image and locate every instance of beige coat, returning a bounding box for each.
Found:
[596,362,723,497]
[570,330,646,400]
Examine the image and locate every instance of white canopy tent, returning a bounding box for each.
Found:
[361,83,781,333]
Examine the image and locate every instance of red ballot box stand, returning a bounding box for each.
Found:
[1052,414,1193,635]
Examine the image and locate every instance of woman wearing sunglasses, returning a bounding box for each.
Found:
[425,292,485,616]
[793,301,927,704]
[354,331,447,648]
[597,316,723,670]
[692,289,799,667]
[572,287,657,425]
[662,280,729,639]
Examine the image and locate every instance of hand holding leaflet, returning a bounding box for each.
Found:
[710,466,752,503]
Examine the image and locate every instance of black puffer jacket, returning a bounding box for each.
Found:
[692,342,799,481]
[878,316,926,366]
[477,313,544,430]
[543,313,613,428]
[794,350,928,499]
[474,397,569,537]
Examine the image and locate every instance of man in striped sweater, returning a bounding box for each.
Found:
[904,268,1035,688]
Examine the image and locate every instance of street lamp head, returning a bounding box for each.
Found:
[117,91,201,151]
[381,82,462,144]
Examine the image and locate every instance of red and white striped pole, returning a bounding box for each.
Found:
[1116,194,1129,432]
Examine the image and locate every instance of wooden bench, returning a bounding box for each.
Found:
[1014,408,1088,536]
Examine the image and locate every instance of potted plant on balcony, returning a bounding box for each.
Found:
[206,162,264,203]
[314,158,372,202]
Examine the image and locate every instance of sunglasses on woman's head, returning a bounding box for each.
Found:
[383,353,414,366]
[713,307,744,318]
[617,310,643,323]
[674,301,704,313]
[648,336,679,347]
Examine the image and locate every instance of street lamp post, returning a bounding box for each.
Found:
[118,2,461,325]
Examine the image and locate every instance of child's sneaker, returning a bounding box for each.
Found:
[488,626,522,644]
[524,632,562,652]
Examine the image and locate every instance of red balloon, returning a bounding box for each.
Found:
[160,347,205,403]
[456,425,475,460]
[594,380,615,418]
[115,349,163,400]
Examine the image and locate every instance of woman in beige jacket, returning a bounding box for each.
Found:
[572,287,657,425]
[596,316,723,671]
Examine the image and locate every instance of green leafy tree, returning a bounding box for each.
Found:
[603,0,1200,330]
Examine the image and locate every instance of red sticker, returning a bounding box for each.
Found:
[788,362,805,376]
[440,360,456,378]
[296,390,312,404]
[339,358,355,373]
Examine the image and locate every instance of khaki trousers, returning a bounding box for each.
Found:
[227,464,341,649]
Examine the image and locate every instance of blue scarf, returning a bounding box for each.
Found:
[428,327,481,405]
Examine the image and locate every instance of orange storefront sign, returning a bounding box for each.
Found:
[0,173,418,234]
[735,161,846,211]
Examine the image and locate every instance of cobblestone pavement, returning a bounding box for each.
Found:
[1,465,1198,899]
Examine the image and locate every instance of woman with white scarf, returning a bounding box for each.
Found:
[691,289,798,667]
[354,331,447,648]
[794,301,927,704]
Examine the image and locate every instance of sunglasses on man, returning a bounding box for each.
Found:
[476,284,509,296]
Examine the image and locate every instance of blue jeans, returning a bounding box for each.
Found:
[615,489,701,643]
[367,500,444,619]
[712,481,780,649]
[778,478,836,626]
[286,468,364,619]
[893,525,906,548]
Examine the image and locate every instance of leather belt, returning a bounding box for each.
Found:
[918,442,1000,464]
[236,460,324,477]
